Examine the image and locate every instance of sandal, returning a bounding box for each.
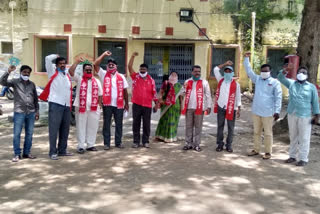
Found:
[248,150,259,156]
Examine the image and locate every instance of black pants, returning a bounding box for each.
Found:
[48,102,71,156]
[217,106,236,147]
[132,103,152,145]
[103,106,124,147]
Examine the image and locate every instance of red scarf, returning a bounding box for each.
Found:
[164,82,176,105]
[39,70,72,109]
[79,75,99,113]
[103,71,124,109]
[182,80,203,115]
[214,79,237,120]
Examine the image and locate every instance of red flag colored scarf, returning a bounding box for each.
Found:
[164,82,176,105]
[79,74,99,113]
[39,70,72,109]
[214,79,237,120]
[181,80,203,115]
[103,70,124,109]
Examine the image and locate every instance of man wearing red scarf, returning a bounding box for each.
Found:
[68,57,103,154]
[182,65,212,152]
[128,52,158,148]
[94,51,129,150]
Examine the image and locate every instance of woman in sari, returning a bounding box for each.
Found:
[155,71,183,142]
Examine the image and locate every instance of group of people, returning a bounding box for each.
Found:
[0,51,319,167]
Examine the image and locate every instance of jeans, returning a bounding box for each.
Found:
[132,103,152,145]
[0,86,8,96]
[48,102,71,156]
[217,106,236,147]
[102,106,124,147]
[13,112,36,156]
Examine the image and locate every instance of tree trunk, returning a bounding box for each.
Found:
[296,0,320,85]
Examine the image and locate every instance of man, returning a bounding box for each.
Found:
[69,57,103,154]
[0,65,39,162]
[244,52,282,159]
[94,51,129,150]
[213,61,241,153]
[128,52,158,148]
[278,65,320,166]
[39,54,73,160]
[181,65,212,152]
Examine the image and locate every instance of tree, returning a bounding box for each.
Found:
[296,0,320,85]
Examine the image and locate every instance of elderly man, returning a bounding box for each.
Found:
[39,54,73,160]
[0,65,39,162]
[181,65,212,152]
[94,51,129,150]
[244,52,282,159]
[69,57,103,154]
[213,61,241,153]
[278,65,320,166]
[128,52,158,148]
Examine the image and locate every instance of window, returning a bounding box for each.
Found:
[211,47,236,77]
[267,49,288,78]
[97,41,126,74]
[41,39,68,72]
[1,42,13,54]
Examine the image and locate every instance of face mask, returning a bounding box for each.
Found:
[57,67,65,73]
[260,72,270,79]
[21,75,29,81]
[83,72,92,79]
[192,75,200,81]
[224,72,234,83]
[139,72,148,78]
[297,73,307,81]
[107,65,117,74]
[169,74,178,85]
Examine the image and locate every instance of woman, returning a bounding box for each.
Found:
[155,72,183,142]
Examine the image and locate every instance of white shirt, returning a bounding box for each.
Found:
[45,54,71,106]
[72,73,103,109]
[213,66,241,110]
[185,78,212,110]
[98,68,129,107]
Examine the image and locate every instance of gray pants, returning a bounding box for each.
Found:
[48,102,71,156]
[185,109,204,147]
[217,106,236,147]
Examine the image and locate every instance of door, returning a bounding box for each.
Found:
[267,49,288,78]
[211,48,236,77]
[42,39,67,72]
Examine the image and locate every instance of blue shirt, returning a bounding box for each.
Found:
[244,57,282,117]
[278,72,320,118]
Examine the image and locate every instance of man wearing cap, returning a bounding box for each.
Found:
[278,65,320,166]
[181,65,212,152]
[213,60,241,153]
[244,52,282,159]
[94,51,129,150]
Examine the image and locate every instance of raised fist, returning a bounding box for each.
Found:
[132,52,138,57]
[104,51,112,56]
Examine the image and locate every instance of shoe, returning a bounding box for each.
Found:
[262,153,271,159]
[50,154,59,160]
[216,145,223,152]
[12,155,21,162]
[86,147,97,151]
[296,160,307,166]
[194,146,202,152]
[115,144,125,149]
[132,144,139,148]
[248,150,259,156]
[183,145,193,150]
[58,152,73,156]
[104,145,111,150]
[226,146,233,153]
[22,154,37,159]
[77,148,85,154]
[143,143,150,148]
[285,157,296,163]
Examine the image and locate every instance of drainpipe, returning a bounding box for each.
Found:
[9,1,16,54]
[249,12,256,92]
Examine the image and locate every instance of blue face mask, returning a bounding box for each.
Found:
[57,67,65,73]
[192,75,200,81]
[224,72,234,83]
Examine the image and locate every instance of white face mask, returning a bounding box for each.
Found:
[260,72,270,79]
[297,73,307,81]
[21,75,29,81]
[139,72,147,78]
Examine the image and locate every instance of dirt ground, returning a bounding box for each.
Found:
[1,96,320,214]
